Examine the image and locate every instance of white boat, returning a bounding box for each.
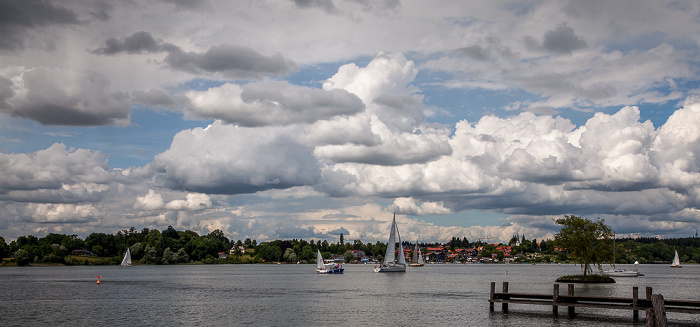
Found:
[374,213,407,273]
[601,268,640,277]
[670,250,682,268]
[121,247,132,266]
[600,231,639,277]
[408,241,425,267]
[315,249,343,274]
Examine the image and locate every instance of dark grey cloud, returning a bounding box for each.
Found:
[0,0,80,52]
[0,76,14,106]
[165,44,295,78]
[0,67,130,126]
[542,23,588,54]
[456,45,490,61]
[131,89,179,108]
[91,31,162,55]
[292,0,338,14]
[92,32,296,78]
[163,0,210,10]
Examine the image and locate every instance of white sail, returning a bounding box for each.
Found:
[671,250,681,267]
[316,249,324,270]
[396,223,406,265]
[121,247,132,266]
[417,250,425,265]
[383,216,397,263]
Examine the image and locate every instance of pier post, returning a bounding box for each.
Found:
[552,283,559,316]
[633,286,639,321]
[567,284,575,318]
[502,282,509,313]
[646,287,653,324]
[489,282,495,312]
[651,294,667,327]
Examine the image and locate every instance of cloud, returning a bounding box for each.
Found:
[0,143,112,198]
[0,67,130,126]
[92,31,296,79]
[389,197,453,216]
[541,23,588,54]
[184,81,365,126]
[0,0,80,52]
[309,53,452,165]
[153,121,320,194]
[164,193,212,211]
[134,189,165,211]
[292,0,338,14]
[91,31,162,55]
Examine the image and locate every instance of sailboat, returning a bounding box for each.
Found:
[670,250,682,268]
[601,231,640,277]
[374,213,407,273]
[315,249,343,274]
[121,247,132,266]
[409,241,425,267]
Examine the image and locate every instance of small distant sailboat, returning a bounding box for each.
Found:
[121,247,132,266]
[374,213,407,273]
[601,231,640,277]
[409,241,425,267]
[315,249,343,274]
[670,250,682,268]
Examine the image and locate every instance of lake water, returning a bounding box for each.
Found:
[0,263,698,326]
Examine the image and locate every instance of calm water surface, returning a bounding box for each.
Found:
[0,263,698,326]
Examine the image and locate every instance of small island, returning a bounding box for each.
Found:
[552,215,616,283]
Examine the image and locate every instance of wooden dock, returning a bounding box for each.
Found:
[489,282,700,326]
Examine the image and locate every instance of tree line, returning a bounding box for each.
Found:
[1,221,699,266]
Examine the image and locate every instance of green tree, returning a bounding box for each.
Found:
[0,236,9,258]
[141,245,157,264]
[300,245,314,262]
[176,248,189,263]
[554,215,613,276]
[343,250,355,263]
[162,247,177,264]
[14,249,32,266]
[283,248,297,263]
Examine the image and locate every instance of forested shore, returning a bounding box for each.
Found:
[1,226,699,266]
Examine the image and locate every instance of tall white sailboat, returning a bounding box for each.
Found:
[409,241,425,267]
[670,250,682,268]
[121,247,132,266]
[374,213,406,273]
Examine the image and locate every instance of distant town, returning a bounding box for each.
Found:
[1,226,699,266]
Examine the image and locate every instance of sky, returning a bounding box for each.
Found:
[1,0,700,244]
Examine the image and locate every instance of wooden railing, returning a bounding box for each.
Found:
[489,282,700,327]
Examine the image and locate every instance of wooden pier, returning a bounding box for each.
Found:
[489,282,700,326]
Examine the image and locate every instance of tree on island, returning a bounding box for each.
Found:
[554,215,613,276]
